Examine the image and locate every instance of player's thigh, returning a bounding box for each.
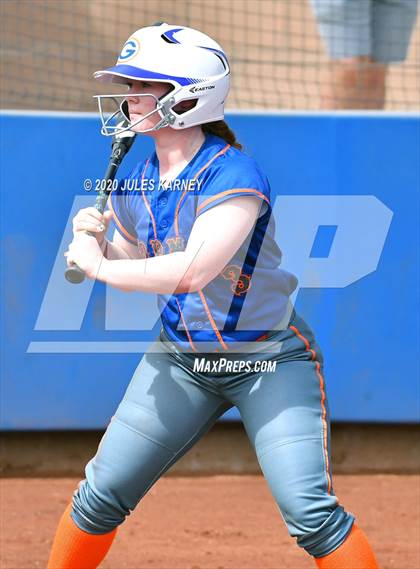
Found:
[234,359,354,556]
[236,358,332,474]
[310,0,372,59]
[234,359,339,528]
[372,0,418,62]
[76,341,229,528]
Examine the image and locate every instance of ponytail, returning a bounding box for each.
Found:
[202,120,242,150]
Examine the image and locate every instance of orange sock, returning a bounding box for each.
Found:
[47,502,117,569]
[315,524,378,569]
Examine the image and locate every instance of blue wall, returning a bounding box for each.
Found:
[0,111,419,428]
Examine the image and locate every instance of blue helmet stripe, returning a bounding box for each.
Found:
[161,28,228,69]
[161,28,183,44]
[199,45,227,60]
[96,64,196,86]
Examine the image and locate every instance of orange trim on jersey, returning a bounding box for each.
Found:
[198,290,228,351]
[108,197,137,244]
[140,159,158,240]
[289,324,332,495]
[175,297,197,352]
[256,333,269,342]
[196,188,270,215]
[192,144,231,184]
[174,143,231,236]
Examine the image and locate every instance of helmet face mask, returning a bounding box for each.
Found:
[94,90,180,136]
[93,23,230,136]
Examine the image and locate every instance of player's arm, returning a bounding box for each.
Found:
[94,196,262,293]
[105,230,141,260]
[72,206,141,260]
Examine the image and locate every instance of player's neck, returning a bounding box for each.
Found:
[153,126,205,178]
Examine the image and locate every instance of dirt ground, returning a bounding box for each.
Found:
[1,475,419,569]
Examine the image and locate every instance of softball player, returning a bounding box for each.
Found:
[49,23,378,569]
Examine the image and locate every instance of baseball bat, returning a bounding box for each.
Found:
[64,116,136,284]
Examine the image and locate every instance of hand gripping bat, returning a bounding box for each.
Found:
[64,117,136,284]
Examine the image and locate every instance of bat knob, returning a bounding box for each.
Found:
[65,264,86,284]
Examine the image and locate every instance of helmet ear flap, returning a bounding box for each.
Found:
[121,99,130,120]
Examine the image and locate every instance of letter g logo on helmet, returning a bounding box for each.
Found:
[118,38,140,62]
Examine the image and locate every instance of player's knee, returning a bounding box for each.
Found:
[282,498,355,558]
[71,478,129,534]
[333,57,385,84]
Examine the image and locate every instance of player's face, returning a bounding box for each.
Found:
[125,80,172,132]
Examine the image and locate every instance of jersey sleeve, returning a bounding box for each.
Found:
[195,153,271,218]
[108,176,138,245]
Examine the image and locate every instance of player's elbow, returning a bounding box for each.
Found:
[174,265,212,294]
[173,274,202,294]
[116,285,136,293]
[194,270,216,291]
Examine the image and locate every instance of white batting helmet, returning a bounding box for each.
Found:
[93,22,230,135]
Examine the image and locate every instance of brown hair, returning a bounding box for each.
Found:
[202,120,243,150]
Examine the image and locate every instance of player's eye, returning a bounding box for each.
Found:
[141,81,152,88]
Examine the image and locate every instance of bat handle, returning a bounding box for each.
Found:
[65,263,86,284]
[65,228,99,284]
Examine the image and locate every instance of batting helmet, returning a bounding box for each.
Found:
[93,22,230,135]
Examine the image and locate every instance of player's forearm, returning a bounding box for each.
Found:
[103,240,132,260]
[97,252,202,294]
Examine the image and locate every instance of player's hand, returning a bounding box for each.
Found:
[65,233,106,280]
[72,208,113,245]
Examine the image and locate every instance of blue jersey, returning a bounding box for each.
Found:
[110,133,297,351]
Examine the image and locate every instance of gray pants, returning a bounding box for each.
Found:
[311,0,418,62]
[72,311,354,558]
